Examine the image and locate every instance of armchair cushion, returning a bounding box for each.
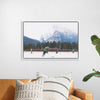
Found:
[14,79,44,100]
[36,73,72,100]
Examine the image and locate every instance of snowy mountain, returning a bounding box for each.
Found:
[24,36,40,45]
[40,30,78,43]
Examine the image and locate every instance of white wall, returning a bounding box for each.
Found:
[0,0,100,99]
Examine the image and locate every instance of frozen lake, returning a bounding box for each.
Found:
[24,51,78,58]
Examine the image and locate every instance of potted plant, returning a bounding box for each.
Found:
[83,35,100,82]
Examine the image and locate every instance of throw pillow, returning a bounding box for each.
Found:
[14,79,44,100]
[36,73,72,100]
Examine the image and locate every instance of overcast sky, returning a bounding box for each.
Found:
[24,22,78,41]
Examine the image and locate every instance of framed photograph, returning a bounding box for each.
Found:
[23,21,79,59]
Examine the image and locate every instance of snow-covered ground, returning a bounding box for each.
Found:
[24,51,78,58]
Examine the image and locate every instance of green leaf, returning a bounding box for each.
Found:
[93,69,100,73]
[96,44,100,55]
[91,35,99,42]
[91,35,100,55]
[83,73,100,82]
[92,39,100,45]
[93,69,97,72]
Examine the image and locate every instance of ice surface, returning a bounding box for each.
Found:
[24,52,78,58]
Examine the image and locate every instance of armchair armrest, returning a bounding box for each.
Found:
[74,89,93,100]
[68,95,81,100]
